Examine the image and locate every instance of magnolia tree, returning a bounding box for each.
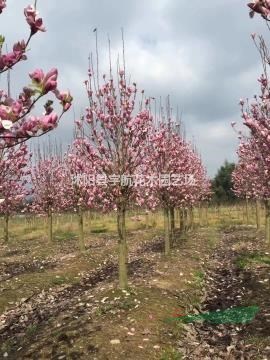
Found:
[76,68,153,289]
[232,138,265,228]
[30,155,67,242]
[143,125,190,254]
[64,143,103,252]
[232,0,270,241]
[0,1,72,148]
[141,123,210,254]
[0,144,29,242]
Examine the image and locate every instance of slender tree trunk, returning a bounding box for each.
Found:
[77,206,85,252]
[4,213,9,243]
[265,200,270,244]
[189,207,194,231]
[179,208,184,234]
[164,207,170,255]
[183,208,188,233]
[256,199,261,230]
[245,197,249,225]
[117,204,128,289]
[47,207,53,243]
[205,204,209,226]
[198,204,203,227]
[170,207,175,244]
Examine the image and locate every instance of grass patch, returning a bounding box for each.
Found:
[90,227,108,234]
[54,229,77,241]
[193,270,204,283]
[236,253,270,269]
[160,347,183,360]
[26,324,39,337]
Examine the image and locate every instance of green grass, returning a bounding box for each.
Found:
[160,347,183,360]
[54,229,77,241]
[90,227,108,234]
[193,270,204,282]
[236,253,270,269]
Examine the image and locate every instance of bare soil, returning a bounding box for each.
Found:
[0,225,269,359]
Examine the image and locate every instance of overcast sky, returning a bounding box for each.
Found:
[0,0,268,177]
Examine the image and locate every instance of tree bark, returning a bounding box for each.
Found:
[164,207,170,255]
[183,208,188,233]
[77,206,85,252]
[198,204,203,227]
[179,208,184,234]
[47,206,53,243]
[170,207,175,244]
[256,199,261,230]
[4,213,9,243]
[205,204,209,226]
[245,197,249,225]
[265,200,270,244]
[117,204,128,289]
[189,207,194,231]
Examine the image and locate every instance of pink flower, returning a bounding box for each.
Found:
[43,68,58,93]
[0,0,6,14]
[29,68,44,83]
[29,68,58,94]
[39,113,58,131]
[24,5,45,34]
[248,0,270,19]
[54,90,73,111]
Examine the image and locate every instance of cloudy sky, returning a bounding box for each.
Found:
[0,0,268,176]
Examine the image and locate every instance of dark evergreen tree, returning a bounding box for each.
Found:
[212,161,236,204]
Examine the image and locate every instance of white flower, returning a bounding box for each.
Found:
[1,120,13,130]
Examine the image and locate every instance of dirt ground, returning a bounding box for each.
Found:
[0,223,269,359]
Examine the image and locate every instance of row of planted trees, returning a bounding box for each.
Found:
[0,1,211,288]
[232,1,270,243]
[0,87,211,288]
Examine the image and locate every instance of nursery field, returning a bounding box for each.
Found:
[2,0,270,359]
[0,206,270,359]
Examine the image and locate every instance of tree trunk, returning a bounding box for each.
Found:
[265,200,270,244]
[47,207,53,243]
[183,208,188,233]
[164,207,170,255]
[205,204,209,226]
[189,207,194,231]
[117,204,128,289]
[245,197,249,225]
[198,204,203,227]
[4,213,9,243]
[170,207,175,244]
[77,206,85,252]
[179,208,184,234]
[256,199,261,230]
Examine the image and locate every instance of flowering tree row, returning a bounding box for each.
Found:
[26,67,210,288]
[0,1,210,289]
[233,1,270,241]
[57,66,210,288]
[0,144,29,242]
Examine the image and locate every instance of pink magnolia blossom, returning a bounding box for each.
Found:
[0,3,72,148]
[0,0,6,13]
[24,5,45,34]
[248,0,270,18]
[29,68,58,94]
